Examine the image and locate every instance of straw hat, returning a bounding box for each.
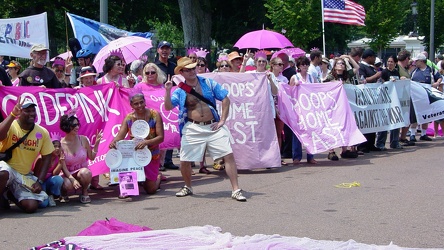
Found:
[174,57,197,75]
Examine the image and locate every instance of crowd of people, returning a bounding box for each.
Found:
[1,40,443,213]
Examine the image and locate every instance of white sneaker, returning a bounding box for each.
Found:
[48,195,56,207]
[231,189,247,202]
[176,186,193,197]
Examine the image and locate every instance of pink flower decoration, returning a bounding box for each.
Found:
[36,132,42,140]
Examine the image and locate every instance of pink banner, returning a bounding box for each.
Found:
[0,85,179,176]
[201,73,281,169]
[277,81,366,154]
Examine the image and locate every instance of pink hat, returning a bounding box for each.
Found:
[52,57,65,68]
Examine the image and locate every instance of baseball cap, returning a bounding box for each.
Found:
[21,98,37,109]
[31,44,49,52]
[362,49,376,59]
[412,53,427,61]
[157,41,171,49]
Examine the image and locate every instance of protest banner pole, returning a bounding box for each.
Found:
[321,0,326,56]
[65,11,69,52]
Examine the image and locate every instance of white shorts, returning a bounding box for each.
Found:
[180,122,233,162]
[0,162,47,203]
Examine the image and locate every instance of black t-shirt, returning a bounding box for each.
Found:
[282,66,296,83]
[155,59,176,78]
[381,68,400,82]
[359,63,378,83]
[19,66,61,88]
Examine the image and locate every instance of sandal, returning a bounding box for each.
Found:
[281,160,288,166]
[199,167,211,174]
[212,161,225,170]
[118,195,129,199]
[79,195,91,204]
[59,196,70,203]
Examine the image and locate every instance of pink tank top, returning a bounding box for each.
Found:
[63,136,88,174]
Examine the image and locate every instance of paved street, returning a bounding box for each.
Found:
[1,138,444,249]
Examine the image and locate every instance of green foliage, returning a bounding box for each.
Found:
[147,19,184,48]
[416,0,444,53]
[264,0,321,48]
[362,0,408,53]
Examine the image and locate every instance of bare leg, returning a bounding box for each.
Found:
[143,175,161,194]
[75,168,92,196]
[222,153,240,191]
[180,161,193,188]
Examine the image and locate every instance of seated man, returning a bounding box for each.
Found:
[0,98,54,213]
[164,57,247,202]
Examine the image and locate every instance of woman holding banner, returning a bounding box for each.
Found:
[109,91,164,195]
[289,56,318,164]
[324,56,360,158]
[270,57,289,165]
[96,54,130,88]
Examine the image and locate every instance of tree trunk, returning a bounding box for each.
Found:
[178,0,212,49]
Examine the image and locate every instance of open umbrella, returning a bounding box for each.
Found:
[93,36,152,73]
[271,47,306,59]
[234,29,294,49]
[50,51,72,61]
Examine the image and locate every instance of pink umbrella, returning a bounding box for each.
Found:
[271,47,306,59]
[234,29,294,49]
[93,36,153,73]
[50,51,73,61]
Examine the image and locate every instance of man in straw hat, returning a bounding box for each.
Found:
[164,57,247,201]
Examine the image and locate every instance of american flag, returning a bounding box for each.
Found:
[323,0,366,26]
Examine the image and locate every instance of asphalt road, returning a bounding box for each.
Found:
[1,138,444,249]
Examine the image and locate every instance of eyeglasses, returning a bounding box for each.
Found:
[181,68,196,73]
[220,64,230,68]
[196,64,206,67]
[257,60,267,63]
[71,123,80,128]
[145,71,157,75]
[274,63,284,66]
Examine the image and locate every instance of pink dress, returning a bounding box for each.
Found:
[63,136,88,174]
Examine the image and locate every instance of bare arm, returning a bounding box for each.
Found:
[0,97,23,141]
[135,111,165,150]
[109,117,129,149]
[164,75,174,110]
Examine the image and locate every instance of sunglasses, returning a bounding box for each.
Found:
[257,60,267,63]
[189,56,197,59]
[196,64,206,67]
[55,69,64,73]
[145,71,157,75]
[220,64,230,68]
[181,68,196,73]
[71,123,80,128]
[274,63,284,66]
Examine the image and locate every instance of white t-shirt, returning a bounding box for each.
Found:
[308,64,321,83]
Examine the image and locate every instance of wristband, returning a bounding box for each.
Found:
[10,112,17,118]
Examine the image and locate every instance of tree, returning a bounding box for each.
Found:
[264,0,321,49]
[178,0,212,49]
[361,0,409,55]
[416,0,444,54]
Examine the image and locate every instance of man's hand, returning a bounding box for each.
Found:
[210,120,225,131]
[31,181,42,194]
[165,75,173,91]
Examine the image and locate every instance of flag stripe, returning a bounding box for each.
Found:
[324,0,366,26]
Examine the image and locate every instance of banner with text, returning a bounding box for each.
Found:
[343,81,409,134]
[410,81,444,124]
[278,81,366,154]
[0,85,180,176]
[0,13,49,58]
[202,72,281,169]
[67,13,152,54]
